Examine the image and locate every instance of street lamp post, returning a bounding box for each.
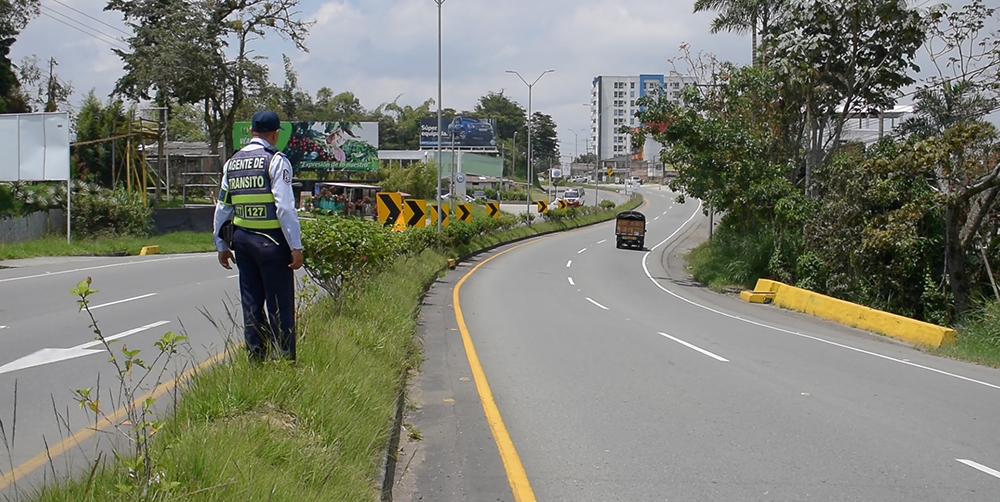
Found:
[507,69,554,225]
[434,0,446,232]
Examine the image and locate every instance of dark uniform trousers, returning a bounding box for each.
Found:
[231,226,296,360]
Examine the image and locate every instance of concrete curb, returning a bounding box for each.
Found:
[741,278,956,348]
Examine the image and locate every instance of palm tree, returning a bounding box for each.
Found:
[693,0,787,66]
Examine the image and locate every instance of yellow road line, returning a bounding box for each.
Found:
[0,348,231,491]
[454,238,551,502]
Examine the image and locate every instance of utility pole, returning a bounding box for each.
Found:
[45,57,58,112]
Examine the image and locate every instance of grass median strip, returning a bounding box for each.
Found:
[0,232,216,261]
[18,196,642,501]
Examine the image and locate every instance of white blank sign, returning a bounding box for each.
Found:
[0,112,70,182]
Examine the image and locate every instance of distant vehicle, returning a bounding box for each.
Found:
[563,189,582,206]
[629,176,643,185]
[473,190,487,201]
[447,116,496,146]
[615,210,646,249]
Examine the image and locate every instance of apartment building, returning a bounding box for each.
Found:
[589,74,696,161]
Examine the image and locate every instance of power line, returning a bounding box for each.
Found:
[39,11,126,51]
[41,5,125,47]
[47,0,131,37]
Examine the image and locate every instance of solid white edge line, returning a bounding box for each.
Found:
[577,248,587,254]
[641,201,1000,392]
[586,298,609,310]
[597,239,607,244]
[77,320,171,349]
[89,293,157,310]
[659,332,729,362]
[227,274,240,279]
[957,459,1000,480]
[0,255,205,284]
[566,260,572,268]
[568,277,575,286]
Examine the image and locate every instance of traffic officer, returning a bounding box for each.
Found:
[213,110,303,362]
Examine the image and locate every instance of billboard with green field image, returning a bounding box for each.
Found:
[233,121,379,172]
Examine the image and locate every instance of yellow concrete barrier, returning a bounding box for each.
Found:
[139,245,160,256]
[745,278,956,348]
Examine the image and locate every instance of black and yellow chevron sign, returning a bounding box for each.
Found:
[536,200,548,214]
[456,203,472,222]
[557,199,568,210]
[404,199,426,227]
[430,203,450,227]
[377,192,402,226]
[486,202,500,219]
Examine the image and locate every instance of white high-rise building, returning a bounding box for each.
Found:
[589,74,697,163]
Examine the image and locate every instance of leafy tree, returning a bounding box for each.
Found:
[276,54,316,121]
[167,101,208,142]
[897,0,999,140]
[106,0,313,158]
[693,0,788,66]
[574,152,596,164]
[0,0,38,112]
[764,0,928,192]
[529,111,559,175]
[16,55,73,113]
[74,90,130,185]
[473,90,526,140]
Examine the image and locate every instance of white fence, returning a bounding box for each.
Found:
[0,209,65,244]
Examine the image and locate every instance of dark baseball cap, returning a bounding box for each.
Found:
[251,110,285,132]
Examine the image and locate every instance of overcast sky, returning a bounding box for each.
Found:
[12,0,995,158]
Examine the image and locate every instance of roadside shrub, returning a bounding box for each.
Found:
[500,189,527,201]
[71,187,151,238]
[484,188,498,200]
[599,199,616,209]
[0,184,15,217]
[301,217,398,305]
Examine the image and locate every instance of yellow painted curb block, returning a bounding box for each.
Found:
[448,258,456,269]
[739,290,775,304]
[749,278,956,348]
[139,245,160,256]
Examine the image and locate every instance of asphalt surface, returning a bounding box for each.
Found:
[0,252,247,496]
[401,186,1000,501]
[499,184,629,216]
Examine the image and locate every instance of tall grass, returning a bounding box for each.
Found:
[933,300,1000,368]
[686,228,774,291]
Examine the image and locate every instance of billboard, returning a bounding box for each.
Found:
[233,121,379,172]
[419,116,498,150]
[0,112,70,181]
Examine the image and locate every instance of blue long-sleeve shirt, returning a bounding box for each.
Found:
[213,137,303,251]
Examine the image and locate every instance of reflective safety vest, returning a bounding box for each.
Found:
[221,145,281,230]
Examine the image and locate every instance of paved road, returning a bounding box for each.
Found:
[499,184,633,217]
[404,187,1000,501]
[0,252,245,495]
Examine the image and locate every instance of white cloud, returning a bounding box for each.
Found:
[9,0,756,151]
